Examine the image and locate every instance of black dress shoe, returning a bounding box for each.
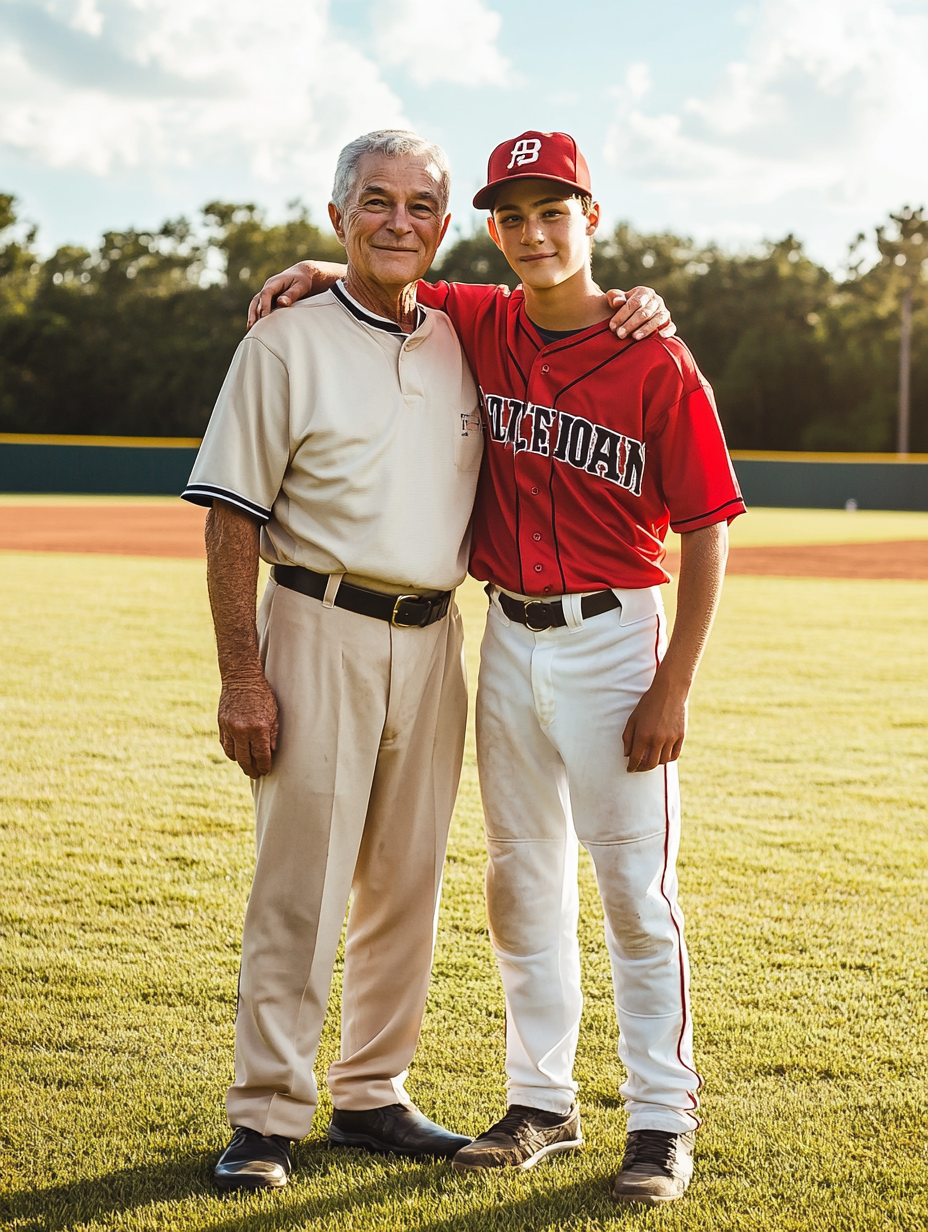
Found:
[212,1125,292,1191]
[328,1103,472,1159]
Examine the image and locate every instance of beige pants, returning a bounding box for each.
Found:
[226,579,467,1140]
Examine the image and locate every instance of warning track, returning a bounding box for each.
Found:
[1,503,927,578]
[665,541,928,581]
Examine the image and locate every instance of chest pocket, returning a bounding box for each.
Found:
[455,406,484,471]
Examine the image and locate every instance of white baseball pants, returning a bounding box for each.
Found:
[226,580,467,1141]
[476,587,701,1135]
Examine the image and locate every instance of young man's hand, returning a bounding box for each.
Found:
[247,260,346,330]
[622,673,687,773]
[606,287,675,341]
[622,522,728,773]
[247,262,675,342]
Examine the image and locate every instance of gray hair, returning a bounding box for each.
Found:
[332,129,451,214]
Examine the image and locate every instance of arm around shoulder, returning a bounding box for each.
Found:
[247,260,348,330]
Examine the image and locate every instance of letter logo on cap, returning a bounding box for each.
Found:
[507,138,541,169]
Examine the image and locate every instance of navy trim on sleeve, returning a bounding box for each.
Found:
[181,484,272,523]
[670,496,746,529]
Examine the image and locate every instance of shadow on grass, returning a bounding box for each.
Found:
[198,1153,637,1232]
[0,1148,218,1232]
[1,1143,642,1232]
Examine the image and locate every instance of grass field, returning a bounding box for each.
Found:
[1,510,927,1231]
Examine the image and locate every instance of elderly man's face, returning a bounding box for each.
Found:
[329,153,450,291]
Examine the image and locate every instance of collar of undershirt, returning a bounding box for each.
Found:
[530,320,586,345]
[332,280,425,335]
[521,301,613,351]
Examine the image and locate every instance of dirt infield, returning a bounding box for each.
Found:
[2,503,928,579]
[730,541,928,579]
[0,502,208,558]
[666,540,928,580]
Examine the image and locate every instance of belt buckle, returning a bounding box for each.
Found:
[392,594,424,628]
[523,601,552,632]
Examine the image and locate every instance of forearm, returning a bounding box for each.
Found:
[295,259,347,291]
[205,501,263,682]
[621,523,727,772]
[250,263,673,343]
[659,522,728,693]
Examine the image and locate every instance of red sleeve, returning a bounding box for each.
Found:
[649,341,746,532]
[416,279,504,332]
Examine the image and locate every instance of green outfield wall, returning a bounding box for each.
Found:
[729,451,928,511]
[0,434,200,496]
[1,435,928,510]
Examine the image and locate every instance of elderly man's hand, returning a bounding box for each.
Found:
[218,673,279,778]
[606,287,675,341]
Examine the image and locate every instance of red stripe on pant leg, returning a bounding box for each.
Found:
[660,764,702,1100]
[653,613,703,1110]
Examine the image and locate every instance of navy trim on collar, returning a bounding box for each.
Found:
[332,280,425,335]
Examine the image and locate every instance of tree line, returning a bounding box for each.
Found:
[0,193,924,451]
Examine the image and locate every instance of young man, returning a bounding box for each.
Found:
[254,131,744,1205]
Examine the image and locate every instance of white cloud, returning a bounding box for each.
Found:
[0,0,408,193]
[69,0,103,36]
[605,0,928,231]
[371,0,511,88]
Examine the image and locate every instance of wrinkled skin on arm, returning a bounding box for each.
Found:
[246,260,676,341]
[205,499,279,778]
[623,522,728,773]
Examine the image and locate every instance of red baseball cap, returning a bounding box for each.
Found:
[473,130,592,211]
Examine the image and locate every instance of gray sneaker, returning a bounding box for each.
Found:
[612,1129,695,1204]
[452,1104,582,1172]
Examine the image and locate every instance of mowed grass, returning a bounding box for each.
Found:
[1,511,927,1232]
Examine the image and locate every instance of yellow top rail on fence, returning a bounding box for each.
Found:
[0,433,201,449]
[730,450,928,464]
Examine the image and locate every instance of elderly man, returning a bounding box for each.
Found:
[184,129,667,1193]
[184,130,480,1190]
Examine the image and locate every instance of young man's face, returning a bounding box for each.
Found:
[487,178,600,290]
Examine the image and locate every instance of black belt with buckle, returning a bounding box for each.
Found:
[495,587,620,632]
[273,565,452,628]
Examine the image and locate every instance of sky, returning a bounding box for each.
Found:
[1,0,927,270]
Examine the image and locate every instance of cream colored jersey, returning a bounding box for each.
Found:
[183,283,483,591]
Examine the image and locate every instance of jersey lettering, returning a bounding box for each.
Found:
[504,399,528,452]
[551,411,575,461]
[483,393,507,442]
[480,389,646,495]
[566,417,593,469]
[507,138,542,169]
[530,403,555,456]
[622,438,645,497]
[586,425,623,484]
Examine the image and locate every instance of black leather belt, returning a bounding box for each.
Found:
[273,565,452,628]
[494,587,620,632]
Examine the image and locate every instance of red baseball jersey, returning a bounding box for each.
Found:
[418,280,745,594]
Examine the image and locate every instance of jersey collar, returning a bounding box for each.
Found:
[518,298,615,352]
[333,280,425,335]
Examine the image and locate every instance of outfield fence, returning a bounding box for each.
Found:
[1,434,928,510]
[0,434,199,497]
